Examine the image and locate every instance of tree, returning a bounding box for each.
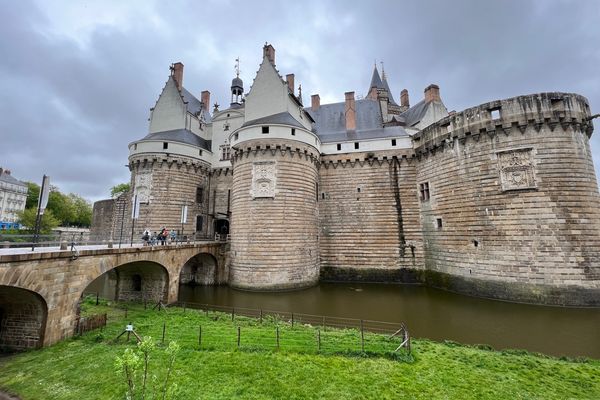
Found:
[47,189,75,225]
[111,183,131,198]
[17,208,60,233]
[25,182,40,209]
[69,193,93,227]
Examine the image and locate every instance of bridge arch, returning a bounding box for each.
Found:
[179,253,219,286]
[83,261,170,303]
[0,285,47,351]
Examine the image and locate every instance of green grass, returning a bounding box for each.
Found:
[0,299,599,400]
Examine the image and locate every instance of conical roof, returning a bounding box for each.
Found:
[368,65,383,92]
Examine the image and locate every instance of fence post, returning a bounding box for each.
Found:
[198,325,202,349]
[96,292,99,306]
[360,319,365,352]
[183,302,186,313]
[260,309,263,324]
[291,313,294,328]
[276,326,280,350]
[162,322,166,345]
[317,328,321,352]
[124,307,128,319]
[232,307,235,322]
[322,316,325,330]
[237,326,241,348]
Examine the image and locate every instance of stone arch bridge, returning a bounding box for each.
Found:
[0,242,228,350]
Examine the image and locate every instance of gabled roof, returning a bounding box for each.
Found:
[181,87,212,123]
[241,111,305,129]
[140,129,211,151]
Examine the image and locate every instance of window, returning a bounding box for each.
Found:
[419,182,430,201]
[354,142,359,149]
[262,126,269,134]
[357,188,361,193]
[196,187,204,204]
[199,149,203,156]
[234,133,239,140]
[490,109,501,120]
[163,142,168,149]
[196,215,203,232]
[291,128,296,136]
[321,193,325,200]
[337,144,341,151]
[391,139,397,146]
[436,218,443,229]
[134,143,137,150]
[221,145,231,161]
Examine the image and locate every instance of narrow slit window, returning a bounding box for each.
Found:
[262,126,269,134]
[163,142,168,149]
[436,218,443,229]
[391,139,397,146]
[291,128,296,136]
[354,142,359,149]
[337,144,341,151]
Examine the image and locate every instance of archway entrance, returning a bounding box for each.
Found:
[180,253,218,286]
[0,285,47,351]
[83,262,169,303]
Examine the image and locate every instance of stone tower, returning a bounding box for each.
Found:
[229,44,321,290]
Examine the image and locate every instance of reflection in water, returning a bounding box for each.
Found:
[179,283,600,359]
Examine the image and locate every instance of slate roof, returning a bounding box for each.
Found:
[140,129,212,151]
[400,99,429,127]
[367,66,398,106]
[0,172,27,187]
[241,111,305,129]
[306,99,409,143]
[181,87,212,123]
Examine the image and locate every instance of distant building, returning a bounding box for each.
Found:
[0,168,28,229]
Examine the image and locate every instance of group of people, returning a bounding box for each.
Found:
[142,227,177,246]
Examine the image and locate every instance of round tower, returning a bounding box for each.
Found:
[228,123,321,290]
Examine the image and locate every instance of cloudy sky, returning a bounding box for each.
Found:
[1,0,599,202]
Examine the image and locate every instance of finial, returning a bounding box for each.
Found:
[380,61,386,79]
[169,64,175,75]
[235,57,241,78]
[298,84,302,98]
[213,102,220,112]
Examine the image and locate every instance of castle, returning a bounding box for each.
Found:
[92,43,600,306]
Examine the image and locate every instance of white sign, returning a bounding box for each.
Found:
[180,205,188,224]
[131,195,140,219]
[38,175,50,214]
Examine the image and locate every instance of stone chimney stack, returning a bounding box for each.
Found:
[286,74,295,94]
[311,94,320,112]
[201,91,210,111]
[263,43,275,65]
[424,84,441,103]
[345,91,356,131]
[401,89,410,108]
[172,62,184,91]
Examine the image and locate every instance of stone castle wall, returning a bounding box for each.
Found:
[229,140,320,290]
[128,154,211,238]
[318,149,424,281]
[209,168,233,237]
[413,92,600,305]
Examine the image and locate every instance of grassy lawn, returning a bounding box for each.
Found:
[0,298,598,399]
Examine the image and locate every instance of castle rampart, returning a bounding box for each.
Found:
[413,92,600,306]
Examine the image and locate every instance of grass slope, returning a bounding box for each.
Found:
[0,300,598,400]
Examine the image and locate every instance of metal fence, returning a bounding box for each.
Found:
[76,313,107,335]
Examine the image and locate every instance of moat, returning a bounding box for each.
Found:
[179,282,600,359]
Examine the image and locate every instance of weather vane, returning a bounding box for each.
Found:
[235,57,241,78]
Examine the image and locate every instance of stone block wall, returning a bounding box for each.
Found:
[413,92,600,305]
[209,169,233,237]
[90,199,115,240]
[318,149,424,281]
[115,262,168,302]
[128,155,211,239]
[0,286,46,350]
[230,139,320,290]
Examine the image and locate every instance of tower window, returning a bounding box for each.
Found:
[436,218,443,229]
[337,144,341,151]
[196,187,204,204]
[199,150,203,156]
[291,128,296,136]
[321,193,325,200]
[354,142,359,149]
[221,145,231,161]
[133,143,137,150]
[234,133,239,141]
[163,142,168,149]
[391,139,397,146]
[262,126,269,134]
[419,182,430,201]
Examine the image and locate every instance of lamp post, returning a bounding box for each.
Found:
[32,175,50,251]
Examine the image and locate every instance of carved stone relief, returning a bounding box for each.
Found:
[251,161,276,199]
[497,148,536,191]
[133,171,153,203]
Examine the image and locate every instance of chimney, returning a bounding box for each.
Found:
[401,89,410,108]
[286,74,295,94]
[424,84,441,103]
[345,91,356,131]
[263,43,275,65]
[201,90,210,111]
[172,62,184,91]
[311,94,320,112]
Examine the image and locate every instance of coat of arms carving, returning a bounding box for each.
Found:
[497,148,536,191]
[251,161,276,198]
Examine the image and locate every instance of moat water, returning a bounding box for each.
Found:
[178,283,600,359]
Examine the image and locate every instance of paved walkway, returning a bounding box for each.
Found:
[0,241,218,256]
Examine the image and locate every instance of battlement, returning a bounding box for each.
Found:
[413,92,593,154]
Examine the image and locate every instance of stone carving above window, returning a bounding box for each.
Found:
[134,172,153,203]
[497,148,536,191]
[251,161,276,199]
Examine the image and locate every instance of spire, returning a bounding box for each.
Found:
[368,64,383,92]
[231,57,244,106]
